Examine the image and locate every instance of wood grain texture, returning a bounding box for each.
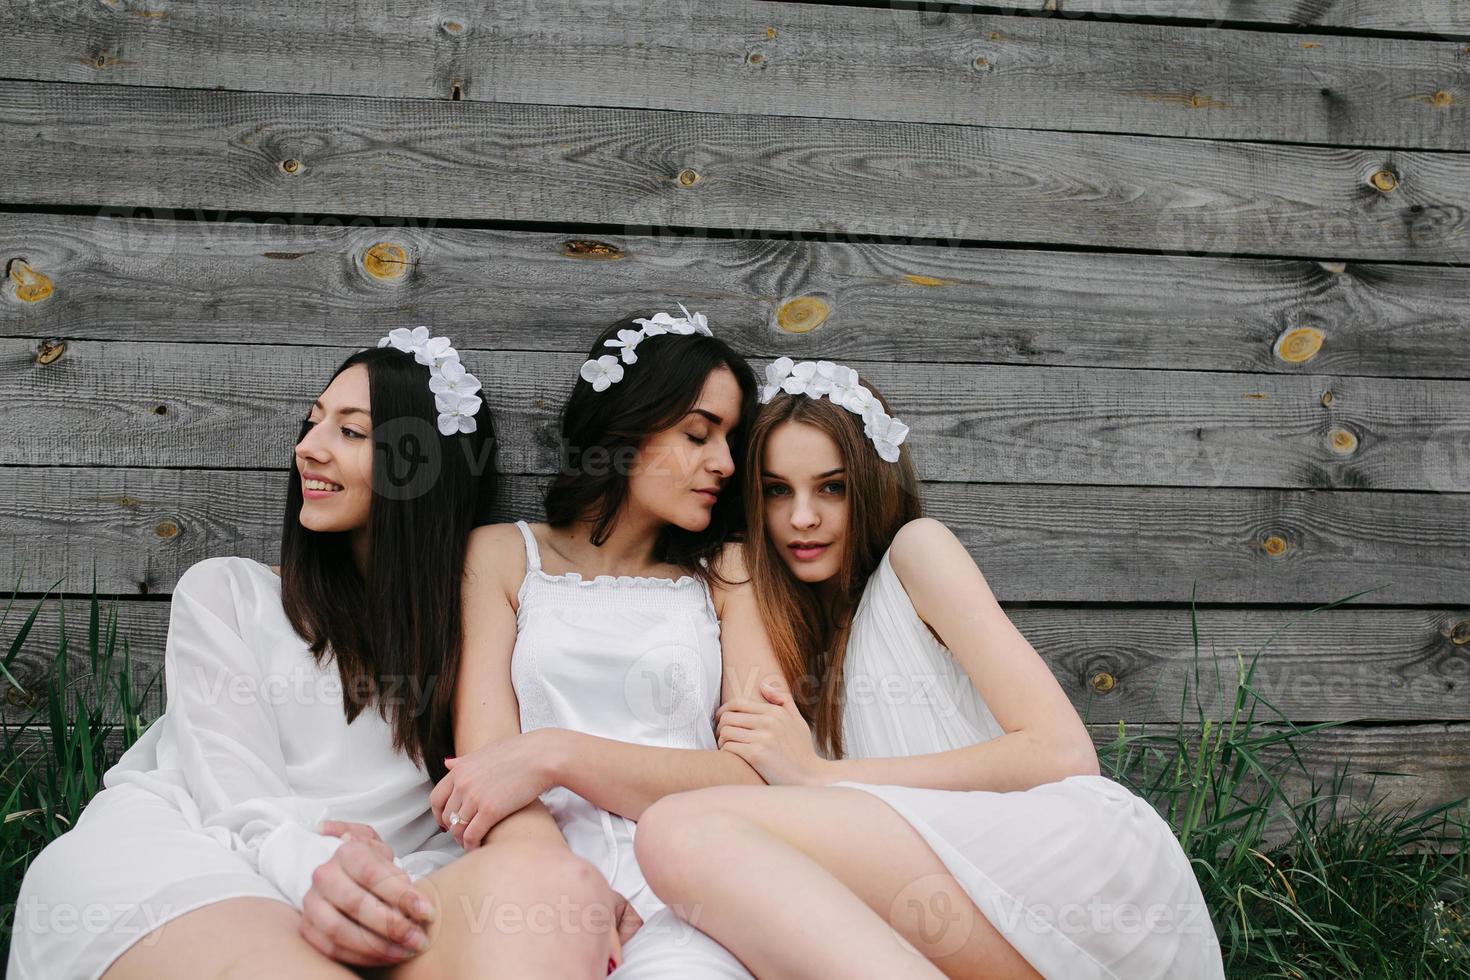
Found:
[6,213,1470,379]
[0,0,1466,148]
[5,598,1466,725]
[7,338,1470,492]
[9,721,1467,815]
[2,82,1467,261]
[2,466,1464,603]
[898,1,1470,36]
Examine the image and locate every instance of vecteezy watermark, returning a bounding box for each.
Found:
[12,897,179,947]
[448,895,704,945]
[183,664,439,713]
[624,645,707,733]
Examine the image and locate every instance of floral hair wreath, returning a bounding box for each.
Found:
[759,357,910,463]
[578,303,715,392]
[376,327,484,435]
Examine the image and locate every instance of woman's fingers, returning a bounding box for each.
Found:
[320,819,382,843]
[314,844,429,950]
[717,724,757,749]
[298,916,396,967]
[460,807,497,851]
[429,770,456,825]
[302,885,419,965]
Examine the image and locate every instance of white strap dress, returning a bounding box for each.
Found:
[830,547,1226,979]
[510,521,755,979]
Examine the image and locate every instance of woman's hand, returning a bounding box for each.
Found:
[430,729,560,849]
[298,821,437,967]
[715,677,831,786]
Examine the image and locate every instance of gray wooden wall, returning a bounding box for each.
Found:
[2,0,1468,813]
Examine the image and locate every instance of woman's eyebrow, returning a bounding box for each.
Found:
[312,400,370,417]
[760,467,846,480]
[687,408,723,425]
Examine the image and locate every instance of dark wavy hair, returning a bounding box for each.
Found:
[543,314,758,583]
[280,345,497,783]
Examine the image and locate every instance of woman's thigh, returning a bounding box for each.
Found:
[637,785,1040,979]
[103,896,354,980]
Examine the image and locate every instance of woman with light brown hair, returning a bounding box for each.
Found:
[633,359,1225,979]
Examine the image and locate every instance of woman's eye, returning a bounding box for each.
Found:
[822,481,846,494]
[341,427,366,440]
[763,484,789,497]
[687,433,708,445]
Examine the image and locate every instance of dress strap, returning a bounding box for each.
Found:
[514,520,542,572]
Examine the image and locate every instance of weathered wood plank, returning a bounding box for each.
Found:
[910,2,1470,36]
[2,82,1466,261]
[2,466,1463,603]
[6,598,1466,726]
[1,0,1465,149]
[7,213,1470,379]
[6,339,1469,492]
[9,722,1467,817]
[1095,722,1470,827]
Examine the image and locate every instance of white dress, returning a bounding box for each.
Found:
[509,521,755,979]
[7,556,462,980]
[830,547,1226,979]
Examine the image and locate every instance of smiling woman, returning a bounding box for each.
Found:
[5,334,636,980]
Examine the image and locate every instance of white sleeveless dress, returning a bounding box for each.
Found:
[830,548,1226,979]
[7,556,463,980]
[509,521,756,980]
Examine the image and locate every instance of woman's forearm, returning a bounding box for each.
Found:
[544,730,765,821]
[485,798,573,850]
[813,729,1099,793]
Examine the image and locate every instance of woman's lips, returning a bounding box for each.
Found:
[788,542,829,561]
[693,488,720,505]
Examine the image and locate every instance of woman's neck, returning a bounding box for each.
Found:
[554,503,666,577]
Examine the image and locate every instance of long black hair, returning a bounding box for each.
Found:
[280,345,497,782]
[544,314,758,582]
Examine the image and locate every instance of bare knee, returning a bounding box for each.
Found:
[635,791,753,898]
[432,841,612,949]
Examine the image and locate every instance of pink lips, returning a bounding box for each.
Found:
[693,487,720,505]
[788,541,829,562]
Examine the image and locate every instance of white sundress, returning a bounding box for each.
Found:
[509,520,756,980]
[7,556,462,980]
[830,547,1226,979]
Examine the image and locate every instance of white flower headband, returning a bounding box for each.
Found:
[758,357,910,463]
[376,326,484,435]
[578,303,715,392]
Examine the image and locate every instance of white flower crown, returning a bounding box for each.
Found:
[758,357,910,463]
[578,303,715,392]
[376,326,484,435]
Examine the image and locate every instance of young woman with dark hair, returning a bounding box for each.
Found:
[633,359,1226,979]
[9,332,641,979]
[423,308,786,977]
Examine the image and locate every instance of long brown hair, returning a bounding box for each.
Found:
[742,378,921,758]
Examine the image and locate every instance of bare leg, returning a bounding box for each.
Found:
[105,841,619,980]
[635,786,1042,980]
[103,896,355,980]
[379,839,620,980]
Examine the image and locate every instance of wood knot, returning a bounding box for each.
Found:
[1316,260,1347,275]
[1327,426,1357,455]
[1320,389,1334,407]
[153,404,168,415]
[1451,620,1470,646]
[5,258,55,304]
[561,239,625,260]
[279,158,304,176]
[1261,535,1288,557]
[36,339,66,365]
[747,52,764,65]
[362,242,410,281]
[154,520,180,539]
[1369,169,1398,193]
[766,26,777,40]
[440,18,467,35]
[1432,90,1453,108]
[903,274,950,287]
[775,296,830,334]
[972,56,989,69]
[1272,326,1324,363]
[677,169,700,187]
[5,687,38,709]
[1089,671,1116,694]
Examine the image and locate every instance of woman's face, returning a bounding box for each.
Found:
[624,366,743,533]
[294,364,374,533]
[760,420,849,585]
